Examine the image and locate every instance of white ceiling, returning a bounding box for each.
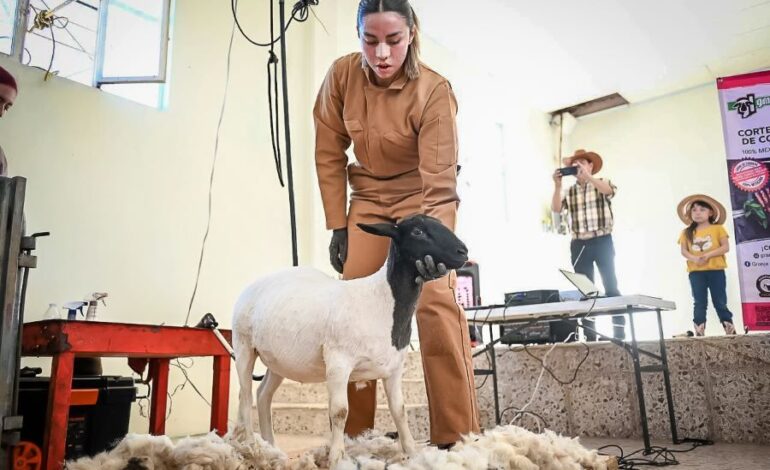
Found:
[414,0,770,112]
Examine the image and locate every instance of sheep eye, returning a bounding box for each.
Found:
[411,228,424,237]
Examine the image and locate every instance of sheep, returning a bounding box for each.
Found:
[231,214,469,469]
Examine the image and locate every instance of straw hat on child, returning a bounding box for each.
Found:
[677,194,727,225]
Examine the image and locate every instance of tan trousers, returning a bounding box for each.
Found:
[341,195,480,445]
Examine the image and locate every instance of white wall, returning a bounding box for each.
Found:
[567,84,742,337]
[1,0,470,437]
[1,0,319,436]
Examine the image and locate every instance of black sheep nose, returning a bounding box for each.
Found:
[457,243,468,256]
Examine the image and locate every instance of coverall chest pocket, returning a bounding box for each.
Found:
[344,119,368,166]
[382,131,418,173]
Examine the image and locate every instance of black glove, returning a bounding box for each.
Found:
[415,255,448,285]
[329,228,348,274]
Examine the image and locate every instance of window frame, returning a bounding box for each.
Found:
[4,0,172,88]
[93,0,172,87]
[9,0,30,61]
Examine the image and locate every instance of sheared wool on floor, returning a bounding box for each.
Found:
[66,425,609,470]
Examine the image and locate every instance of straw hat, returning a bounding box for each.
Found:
[563,149,603,174]
[677,194,727,225]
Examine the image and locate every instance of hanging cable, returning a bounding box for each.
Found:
[267,0,284,186]
[230,0,320,191]
[230,0,318,47]
[183,0,238,326]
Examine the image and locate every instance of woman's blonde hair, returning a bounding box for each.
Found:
[357,0,421,80]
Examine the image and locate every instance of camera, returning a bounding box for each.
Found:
[558,166,578,176]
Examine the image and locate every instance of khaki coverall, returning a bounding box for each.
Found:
[313,52,480,445]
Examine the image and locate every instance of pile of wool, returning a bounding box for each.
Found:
[66,425,610,470]
[290,426,610,470]
[65,429,287,470]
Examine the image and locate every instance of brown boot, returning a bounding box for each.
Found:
[694,323,706,336]
[722,321,736,335]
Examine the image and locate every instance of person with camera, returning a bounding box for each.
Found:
[551,149,624,340]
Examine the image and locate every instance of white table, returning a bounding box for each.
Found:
[467,295,679,452]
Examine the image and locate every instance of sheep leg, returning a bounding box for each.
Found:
[256,369,284,445]
[383,371,416,456]
[324,357,353,469]
[234,336,258,440]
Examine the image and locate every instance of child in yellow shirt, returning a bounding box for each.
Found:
[677,195,736,336]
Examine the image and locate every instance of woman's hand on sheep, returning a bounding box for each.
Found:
[329,228,348,274]
[415,255,448,285]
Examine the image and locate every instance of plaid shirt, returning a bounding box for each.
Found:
[561,179,617,240]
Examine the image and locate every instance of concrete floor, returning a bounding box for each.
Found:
[276,434,770,469]
[581,437,770,470]
[275,433,327,458]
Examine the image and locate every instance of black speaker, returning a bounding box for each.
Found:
[499,289,577,344]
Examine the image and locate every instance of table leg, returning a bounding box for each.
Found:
[43,352,74,470]
[628,307,652,453]
[656,309,679,443]
[489,323,500,425]
[149,358,170,435]
[211,355,230,435]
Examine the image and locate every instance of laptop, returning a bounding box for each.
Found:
[559,269,603,300]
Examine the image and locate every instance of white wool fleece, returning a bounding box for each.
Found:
[232,265,405,384]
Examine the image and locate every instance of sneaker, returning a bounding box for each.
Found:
[722,321,736,335]
[694,323,706,336]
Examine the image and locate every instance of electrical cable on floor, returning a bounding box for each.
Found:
[183,1,238,327]
[599,437,713,469]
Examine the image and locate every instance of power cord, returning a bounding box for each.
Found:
[27,3,71,80]
[599,438,713,469]
[470,295,599,432]
[183,1,238,327]
[170,358,211,407]
[499,406,549,433]
[229,0,322,189]
[506,332,576,428]
[230,0,318,47]
[518,339,589,385]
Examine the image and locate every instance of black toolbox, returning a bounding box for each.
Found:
[18,375,136,460]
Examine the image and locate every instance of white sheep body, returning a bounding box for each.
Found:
[232,265,406,384]
[232,215,470,470]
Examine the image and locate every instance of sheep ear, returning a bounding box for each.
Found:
[357,222,399,239]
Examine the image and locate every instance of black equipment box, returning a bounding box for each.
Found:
[18,375,137,460]
[500,289,577,344]
[504,290,560,305]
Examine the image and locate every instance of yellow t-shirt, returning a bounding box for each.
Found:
[678,224,729,272]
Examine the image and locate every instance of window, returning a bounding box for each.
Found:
[1,0,20,55]
[1,0,172,108]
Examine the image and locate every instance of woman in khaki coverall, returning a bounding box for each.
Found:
[313,0,479,447]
